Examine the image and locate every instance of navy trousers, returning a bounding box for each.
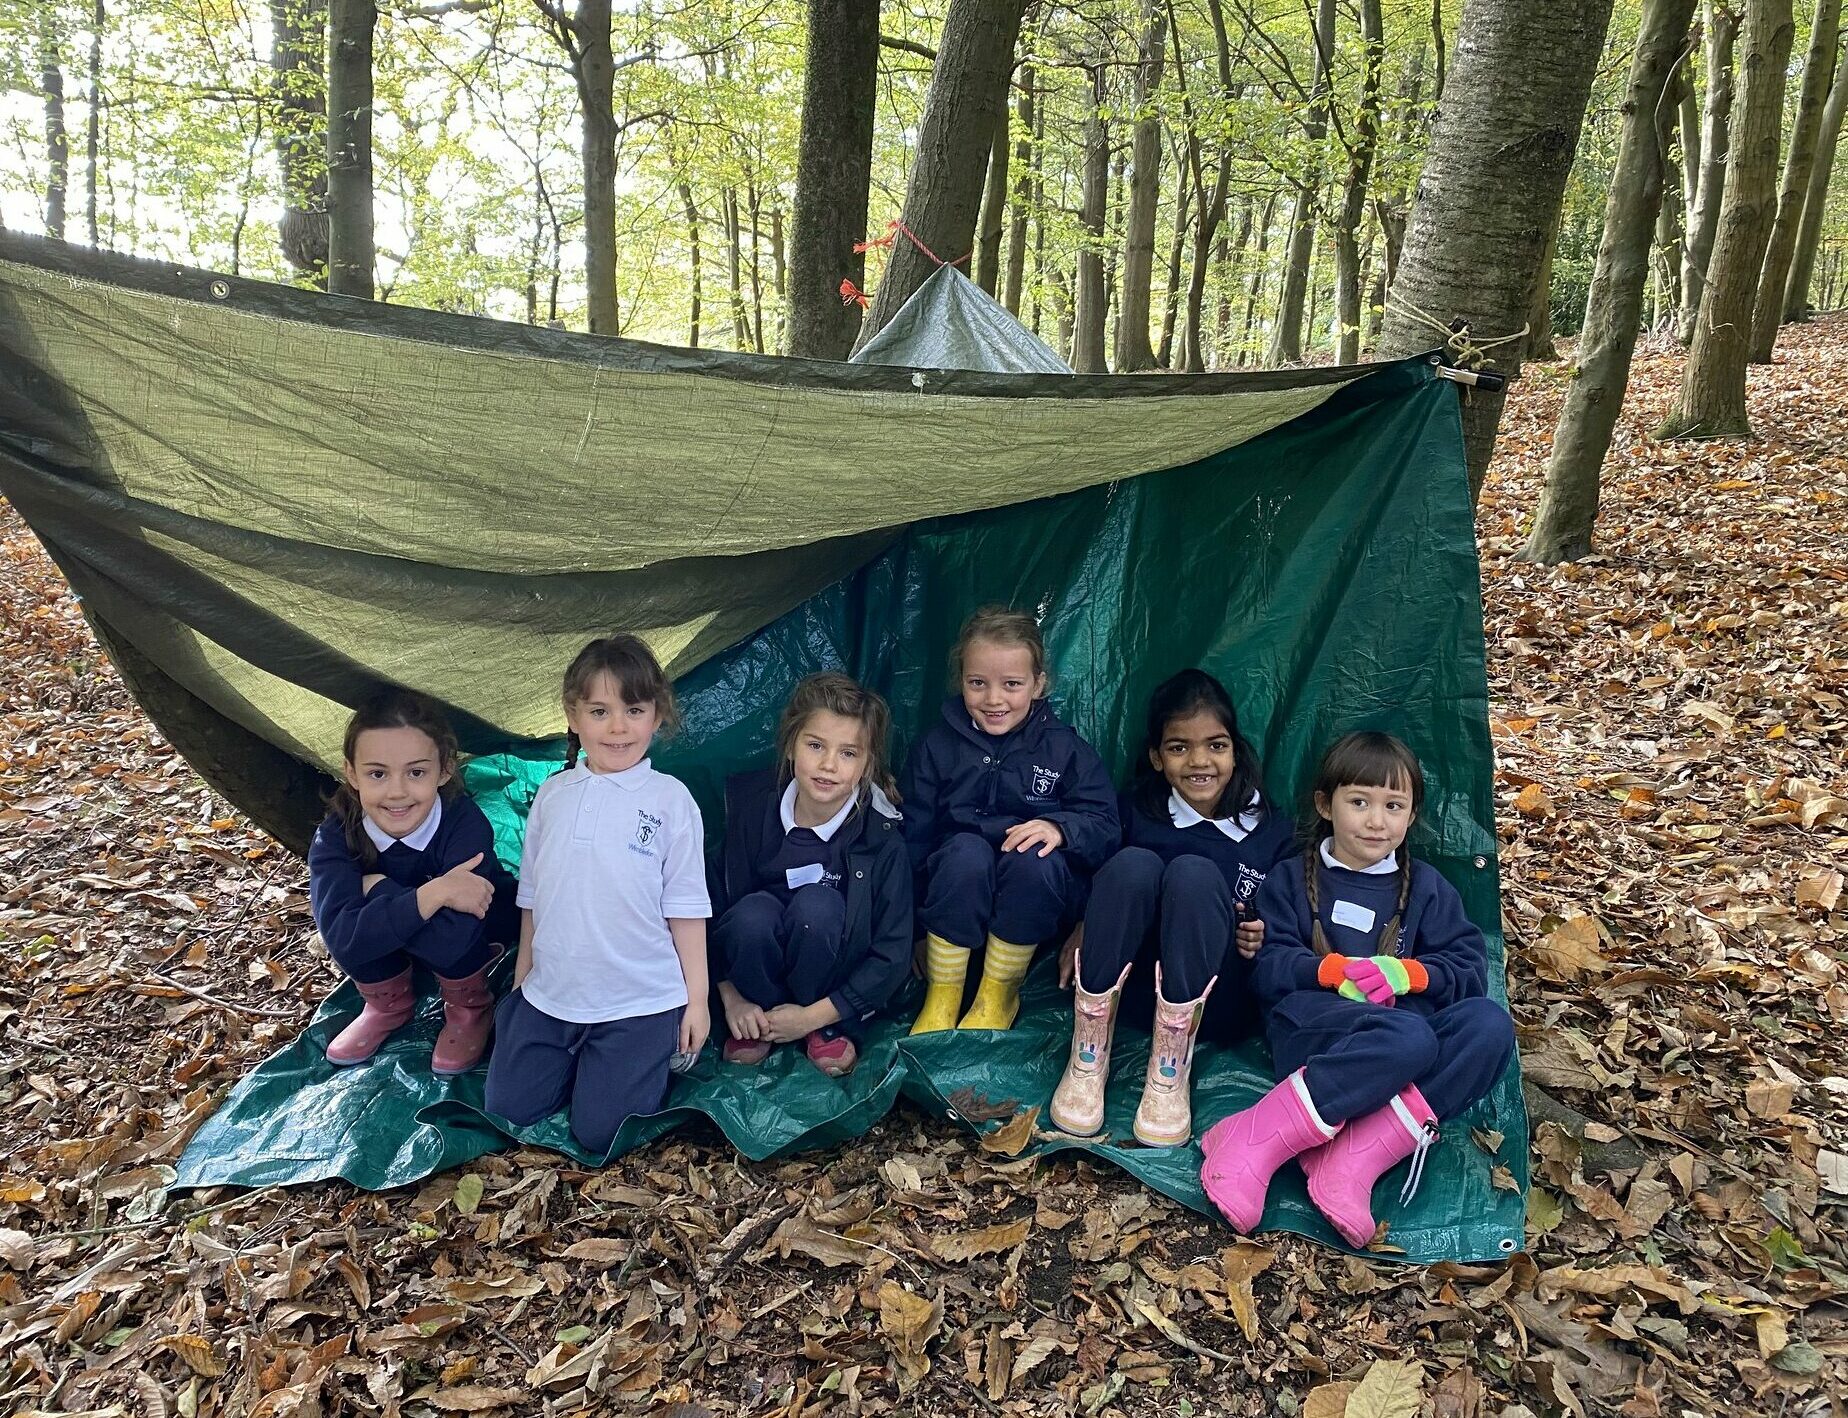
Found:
[715,885,865,1039]
[923,832,1083,950]
[333,887,514,985]
[483,990,680,1155]
[1266,990,1515,1123]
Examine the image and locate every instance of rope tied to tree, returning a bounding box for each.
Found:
[1386,292,1531,373]
[843,220,975,310]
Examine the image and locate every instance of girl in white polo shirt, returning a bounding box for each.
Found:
[483,634,711,1155]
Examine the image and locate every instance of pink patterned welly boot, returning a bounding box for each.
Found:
[1132,965,1214,1147]
[1199,1068,1341,1232]
[326,968,416,1067]
[1048,955,1133,1136]
[1299,1083,1439,1247]
[432,956,499,1076]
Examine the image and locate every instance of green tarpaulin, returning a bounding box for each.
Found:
[0,232,1526,1261]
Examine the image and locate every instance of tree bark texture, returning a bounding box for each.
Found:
[1659,0,1795,437]
[1681,0,1737,341]
[270,0,329,282]
[1157,160,1191,367]
[787,0,879,358]
[41,7,70,240]
[1268,0,1336,365]
[86,0,103,244]
[1784,42,1848,318]
[1375,0,1617,499]
[1526,0,1698,565]
[1072,66,1109,372]
[679,180,703,346]
[1002,65,1034,316]
[1334,0,1384,364]
[1748,0,1840,359]
[573,0,619,334]
[864,0,1028,339]
[326,0,376,298]
[973,116,1011,295]
[1114,1,1167,371]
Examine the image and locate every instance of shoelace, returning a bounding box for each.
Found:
[1398,1119,1441,1206]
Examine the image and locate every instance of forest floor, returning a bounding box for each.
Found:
[1,322,1845,1418]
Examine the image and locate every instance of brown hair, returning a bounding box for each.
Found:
[1303,731,1424,957]
[950,605,1048,688]
[775,671,899,803]
[331,688,461,869]
[561,634,679,769]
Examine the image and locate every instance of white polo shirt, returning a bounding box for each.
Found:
[515,759,711,1024]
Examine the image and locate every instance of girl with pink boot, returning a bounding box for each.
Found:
[309,689,516,1074]
[1049,670,1292,1146]
[1199,732,1514,1247]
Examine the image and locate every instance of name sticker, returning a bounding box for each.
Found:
[1329,899,1376,933]
[786,863,827,890]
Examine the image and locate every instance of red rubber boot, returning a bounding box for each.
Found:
[326,969,415,1067]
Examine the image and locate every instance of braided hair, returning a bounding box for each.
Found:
[1304,732,1423,957]
[559,634,678,770]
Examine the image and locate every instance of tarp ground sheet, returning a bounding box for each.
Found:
[0,234,1525,1260]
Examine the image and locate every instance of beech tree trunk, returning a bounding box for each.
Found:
[1681,0,1738,341]
[1333,0,1384,364]
[1785,46,1848,318]
[86,0,103,244]
[1748,0,1841,359]
[1655,136,1687,322]
[1072,65,1109,372]
[679,181,702,346]
[1269,0,1336,365]
[1157,158,1191,366]
[1114,1,1167,371]
[40,8,69,240]
[1001,65,1034,316]
[1376,0,1616,498]
[973,117,1011,295]
[864,0,1028,339]
[1659,0,1795,437]
[787,0,879,360]
[326,0,376,298]
[270,0,328,281]
[1528,220,1560,358]
[1526,0,1699,565]
[575,0,619,333]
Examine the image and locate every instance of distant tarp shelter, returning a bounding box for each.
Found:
[0,231,1526,1261]
[850,265,1075,374]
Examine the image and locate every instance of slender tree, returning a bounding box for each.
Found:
[86,0,103,245]
[1269,0,1336,365]
[41,6,70,240]
[863,0,1029,339]
[787,0,880,360]
[1785,44,1848,318]
[1072,63,1109,371]
[1681,0,1738,340]
[1528,221,1560,358]
[1333,0,1384,364]
[270,0,329,282]
[1525,0,1699,565]
[1376,0,1617,495]
[973,117,1010,295]
[1749,0,1841,359]
[1001,65,1034,316]
[326,0,377,298]
[1114,0,1167,371]
[1659,0,1796,437]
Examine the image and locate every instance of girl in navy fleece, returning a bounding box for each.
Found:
[1050,670,1293,1146]
[902,607,1119,1034]
[308,689,516,1074]
[712,672,912,1078]
[1200,732,1513,1247]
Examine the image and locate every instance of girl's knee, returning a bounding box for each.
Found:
[1097,846,1164,891]
[1380,1009,1441,1075]
[786,883,847,932]
[1452,997,1516,1058]
[1160,853,1228,900]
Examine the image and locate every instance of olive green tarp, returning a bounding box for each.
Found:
[0,233,1526,1261]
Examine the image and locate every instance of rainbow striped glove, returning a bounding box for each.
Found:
[1317,954,1428,1004]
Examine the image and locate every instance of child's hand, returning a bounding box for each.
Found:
[764,1002,819,1044]
[1342,957,1398,1005]
[1057,923,1084,988]
[720,983,769,1042]
[1234,912,1265,960]
[680,998,711,1057]
[1002,818,1064,857]
[437,853,494,917]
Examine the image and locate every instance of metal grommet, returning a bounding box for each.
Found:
[854,870,864,879]
[1473,855,1488,869]
[208,279,231,299]
[1499,1237,1518,1253]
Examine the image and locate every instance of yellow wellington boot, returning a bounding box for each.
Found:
[957,936,1035,1031]
[910,935,971,1035]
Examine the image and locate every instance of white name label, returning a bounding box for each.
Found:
[786,863,827,890]
[1330,899,1376,933]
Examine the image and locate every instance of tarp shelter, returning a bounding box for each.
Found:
[850,264,1075,373]
[0,232,1527,1261]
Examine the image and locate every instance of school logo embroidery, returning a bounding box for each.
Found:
[1235,864,1265,903]
[635,809,663,848]
[1030,764,1062,798]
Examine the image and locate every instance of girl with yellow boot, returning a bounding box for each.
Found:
[1050,670,1292,1146]
[900,608,1119,1033]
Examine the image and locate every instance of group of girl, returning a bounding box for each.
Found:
[308,608,1512,1244]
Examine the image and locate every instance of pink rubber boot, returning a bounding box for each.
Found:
[1300,1084,1439,1247]
[1048,954,1133,1136]
[432,956,498,1076]
[326,969,415,1067]
[1198,1068,1340,1232]
[1131,965,1214,1148]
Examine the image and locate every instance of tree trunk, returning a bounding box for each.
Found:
[1680,55,1702,215]
[1655,137,1687,322]
[270,0,328,283]
[1376,0,1616,499]
[974,117,1010,294]
[41,7,69,240]
[1681,0,1738,341]
[1157,160,1192,367]
[771,205,787,350]
[1528,220,1561,358]
[1269,0,1336,365]
[724,187,750,350]
[864,0,1028,338]
[787,0,879,359]
[1334,0,1384,364]
[1526,0,1699,564]
[1240,191,1280,364]
[746,172,765,353]
[1072,66,1109,373]
[1749,0,1841,359]
[326,0,376,298]
[86,0,103,244]
[1659,0,1795,437]
[1785,43,1848,318]
[574,0,619,334]
[1182,143,1230,372]
[680,181,702,346]
[1114,1,1167,371]
[1002,65,1034,316]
